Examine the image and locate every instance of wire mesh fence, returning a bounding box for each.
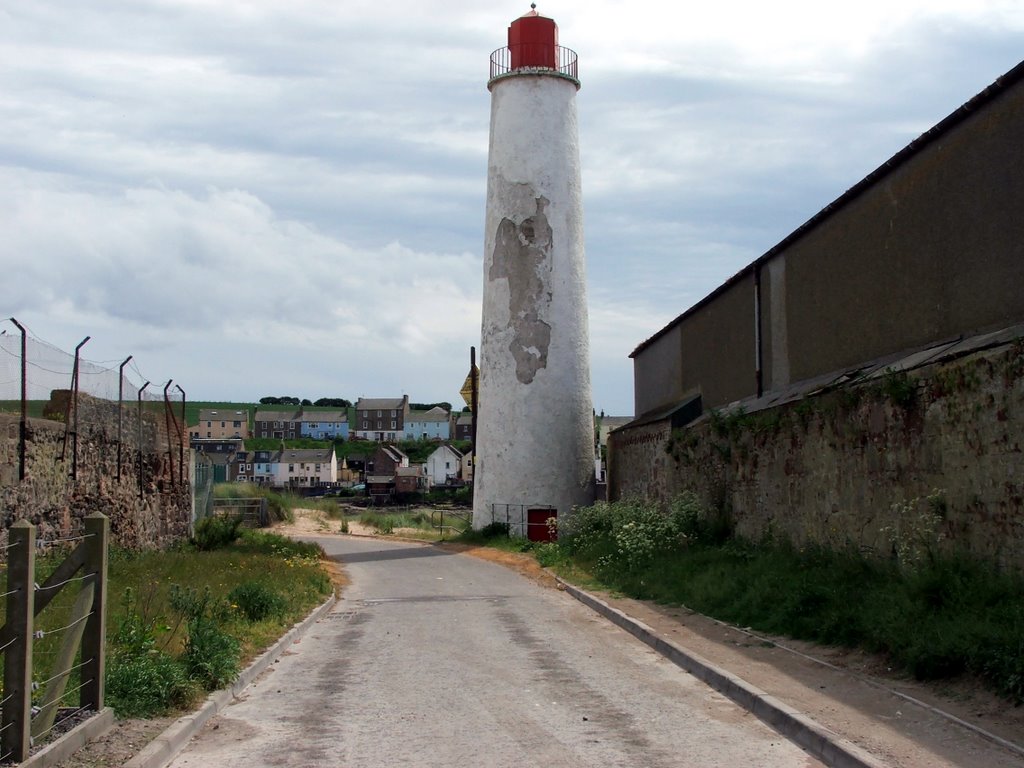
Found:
[1,321,196,547]
[0,324,178,458]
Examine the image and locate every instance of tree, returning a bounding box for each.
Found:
[301,398,312,406]
[410,402,452,412]
[313,398,352,408]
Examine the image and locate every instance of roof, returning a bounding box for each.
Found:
[279,448,335,462]
[301,410,346,423]
[377,444,408,462]
[430,444,463,459]
[198,409,248,421]
[631,58,1024,359]
[408,406,450,423]
[254,410,301,422]
[355,397,407,411]
[456,412,473,425]
[395,466,422,477]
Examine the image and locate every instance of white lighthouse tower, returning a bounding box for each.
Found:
[473,6,595,535]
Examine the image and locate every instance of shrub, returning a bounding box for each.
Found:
[228,581,286,622]
[184,617,241,690]
[479,521,509,539]
[193,515,244,551]
[106,651,197,718]
[169,585,241,690]
[106,587,197,717]
[377,516,395,534]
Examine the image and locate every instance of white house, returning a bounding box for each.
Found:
[271,448,337,488]
[425,444,463,486]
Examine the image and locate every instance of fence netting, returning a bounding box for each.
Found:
[0,329,180,457]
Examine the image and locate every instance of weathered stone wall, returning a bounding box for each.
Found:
[0,392,191,551]
[610,342,1024,569]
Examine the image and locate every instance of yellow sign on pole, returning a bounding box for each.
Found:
[460,365,479,409]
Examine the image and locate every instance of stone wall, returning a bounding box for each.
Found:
[609,341,1024,569]
[0,392,192,551]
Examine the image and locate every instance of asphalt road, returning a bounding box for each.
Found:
[167,536,822,767]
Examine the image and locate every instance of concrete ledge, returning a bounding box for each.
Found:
[21,707,115,768]
[558,578,887,768]
[123,592,337,768]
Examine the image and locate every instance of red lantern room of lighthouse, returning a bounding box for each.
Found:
[489,4,579,85]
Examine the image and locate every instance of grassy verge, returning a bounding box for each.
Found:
[356,509,446,539]
[460,496,1024,703]
[3,526,332,720]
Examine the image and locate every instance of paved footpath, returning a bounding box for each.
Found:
[165,536,822,768]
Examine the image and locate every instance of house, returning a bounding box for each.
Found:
[192,409,250,440]
[190,438,244,483]
[460,450,474,484]
[366,475,395,504]
[395,465,426,495]
[253,409,302,440]
[230,450,251,483]
[369,444,408,477]
[353,396,409,441]
[426,444,463,486]
[455,411,473,441]
[252,450,277,486]
[300,410,349,441]
[405,406,452,441]
[273,448,338,489]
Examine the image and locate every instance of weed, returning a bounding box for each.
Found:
[169,586,240,690]
[228,581,286,622]
[193,515,244,551]
[877,368,917,409]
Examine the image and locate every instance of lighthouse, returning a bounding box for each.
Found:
[473,7,595,535]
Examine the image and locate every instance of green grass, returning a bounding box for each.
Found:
[0,528,332,719]
[0,400,48,418]
[468,496,1024,704]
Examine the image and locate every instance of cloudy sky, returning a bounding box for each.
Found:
[2,1,1022,416]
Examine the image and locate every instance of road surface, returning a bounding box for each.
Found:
[168,536,821,767]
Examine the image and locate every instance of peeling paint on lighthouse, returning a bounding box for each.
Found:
[473,9,595,534]
[490,194,553,384]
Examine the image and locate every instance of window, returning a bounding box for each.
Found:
[289,431,295,438]
[274,421,280,428]
[233,421,241,428]
[362,421,368,429]
[377,410,382,417]
[391,420,397,429]
[289,464,295,472]
[390,410,396,418]
[221,421,225,428]
[309,422,319,429]
[315,464,321,472]
[206,432,211,438]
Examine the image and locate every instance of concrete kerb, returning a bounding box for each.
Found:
[123,592,337,768]
[556,578,887,768]
[20,707,116,768]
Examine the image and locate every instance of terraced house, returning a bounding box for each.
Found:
[353,396,409,441]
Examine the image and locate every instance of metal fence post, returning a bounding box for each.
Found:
[117,355,133,481]
[80,512,108,711]
[8,318,27,482]
[138,381,150,499]
[2,520,35,763]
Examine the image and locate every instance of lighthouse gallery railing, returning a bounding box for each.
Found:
[489,44,578,82]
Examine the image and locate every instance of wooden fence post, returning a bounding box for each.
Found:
[2,520,35,763]
[80,513,108,711]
